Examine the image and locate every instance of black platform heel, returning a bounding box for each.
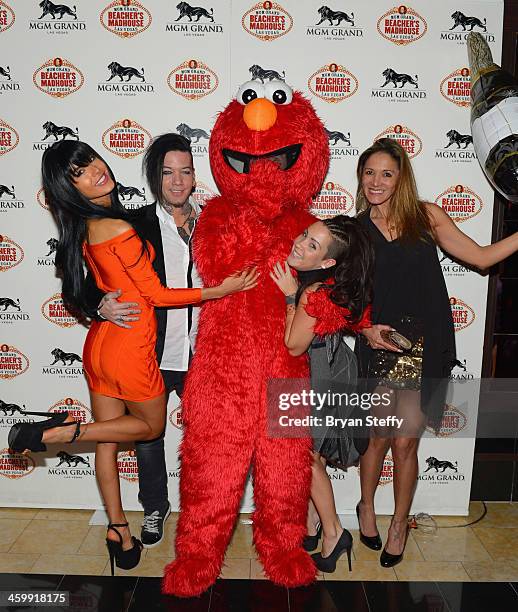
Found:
[380,524,409,568]
[106,523,143,576]
[311,529,353,573]
[356,503,382,551]
[302,523,322,552]
[8,411,81,453]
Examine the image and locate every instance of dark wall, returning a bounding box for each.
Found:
[472,0,518,501]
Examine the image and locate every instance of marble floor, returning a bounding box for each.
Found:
[2,502,518,582]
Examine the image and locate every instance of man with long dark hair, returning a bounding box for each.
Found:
[85,133,201,547]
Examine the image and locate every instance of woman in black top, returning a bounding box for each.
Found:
[355,138,518,567]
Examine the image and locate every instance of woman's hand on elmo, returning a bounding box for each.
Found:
[270,261,299,296]
[211,267,260,298]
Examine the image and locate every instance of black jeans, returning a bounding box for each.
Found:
[135,369,186,514]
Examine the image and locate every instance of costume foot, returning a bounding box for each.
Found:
[260,547,317,587]
[162,557,221,598]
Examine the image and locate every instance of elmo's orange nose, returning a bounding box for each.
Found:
[243,97,277,131]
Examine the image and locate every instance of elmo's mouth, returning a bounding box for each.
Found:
[222,144,302,174]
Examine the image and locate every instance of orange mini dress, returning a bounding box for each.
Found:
[82,228,202,402]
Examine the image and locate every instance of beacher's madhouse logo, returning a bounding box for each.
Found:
[192,181,216,207]
[118,449,139,482]
[169,406,183,429]
[379,454,394,486]
[426,404,468,437]
[242,2,293,41]
[0,234,23,271]
[440,68,471,107]
[435,185,483,223]
[41,293,79,328]
[0,344,29,379]
[0,449,35,479]
[167,59,218,101]
[374,124,422,158]
[0,118,19,155]
[311,181,354,218]
[306,5,362,41]
[37,188,49,210]
[308,63,358,103]
[377,5,427,45]
[0,1,15,34]
[33,57,84,98]
[102,119,151,159]
[449,297,475,332]
[50,398,92,424]
[100,0,152,39]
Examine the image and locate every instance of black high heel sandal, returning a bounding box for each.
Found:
[380,523,410,568]
[302,522,322,552]
[311,529,353,573]
[106,523,143,576]
[356,502,382,551]
[8,411,81,453]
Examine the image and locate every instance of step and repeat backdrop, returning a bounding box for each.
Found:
[0,0,504,515]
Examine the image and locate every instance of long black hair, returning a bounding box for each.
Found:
[296,215,374,325]
[42,140,145,318]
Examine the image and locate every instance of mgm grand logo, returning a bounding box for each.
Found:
[177,122,209,156]
[371,68,427,101]
[0,65,20,93]
[33,121,79,151]
[117,182,148,210]
[42,347,83,378]
[419,456,465,483]
[48,450,94,478]
[37,238,57,266]
[0,297,29,323]
[166,2,223,35]
[441,11,495,44]
[435,129,476,163]
[0,184,24,211]
[98,61,154,95]
[325,128,358,159]
[306,5,362,40]
[29,0,86,32]
[439,251,471,278]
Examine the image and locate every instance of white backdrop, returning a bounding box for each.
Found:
[0,0,503,516]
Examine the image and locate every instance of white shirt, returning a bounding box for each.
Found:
[155,199,202,371]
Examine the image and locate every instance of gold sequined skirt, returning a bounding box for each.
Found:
[368,317,424,391]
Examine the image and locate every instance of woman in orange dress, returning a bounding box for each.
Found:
[8,140,257,575]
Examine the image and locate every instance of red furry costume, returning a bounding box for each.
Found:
[163,83,329,597]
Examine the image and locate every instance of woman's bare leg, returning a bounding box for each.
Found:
[385,389,425,555]
[41,393,167,444]
[40,392,167,550]
[310,452,343,557]
[358,386,393,536]
[306,498,320,536]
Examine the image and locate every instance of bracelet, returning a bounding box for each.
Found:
[285,294,296,305]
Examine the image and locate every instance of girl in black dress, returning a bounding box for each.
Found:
[355,138,518,567]
[271,215,373,572]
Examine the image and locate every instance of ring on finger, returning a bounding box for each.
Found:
[117,315,124,322]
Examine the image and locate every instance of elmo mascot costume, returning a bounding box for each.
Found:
[163,79,329,597]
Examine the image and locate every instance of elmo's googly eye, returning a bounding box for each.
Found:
[236,81,265,105]
[264,81,292,105]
